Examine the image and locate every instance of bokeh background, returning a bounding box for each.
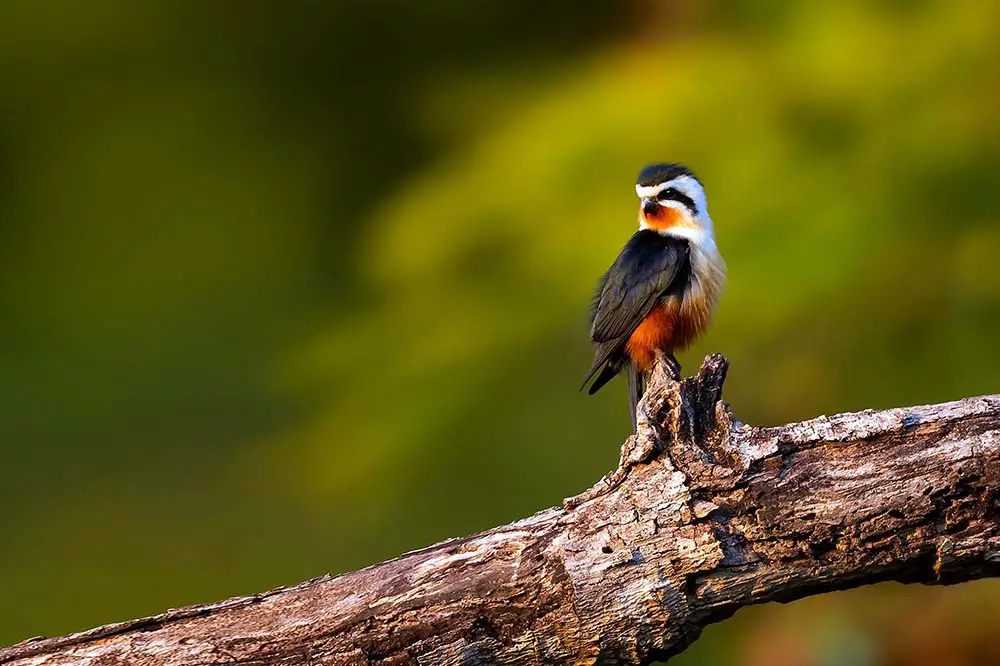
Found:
[2,1,999,664]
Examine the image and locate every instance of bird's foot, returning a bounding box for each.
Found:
[666,353,681,380]
[646,351,681,389]
[652,350,681,381]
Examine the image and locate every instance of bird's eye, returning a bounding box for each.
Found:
[656,187,698,215]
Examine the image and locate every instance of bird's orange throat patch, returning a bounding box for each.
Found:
[640,205,699,232]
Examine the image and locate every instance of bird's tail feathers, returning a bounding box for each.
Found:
[579,343,620,392]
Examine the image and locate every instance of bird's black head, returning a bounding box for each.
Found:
[633,162,713,237]
[636,163,697,188]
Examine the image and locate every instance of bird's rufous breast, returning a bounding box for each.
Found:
[625,296,709,370]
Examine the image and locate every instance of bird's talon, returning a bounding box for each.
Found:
[668,355,682,380]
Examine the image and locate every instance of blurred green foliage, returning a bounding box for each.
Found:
[1,1,999,663]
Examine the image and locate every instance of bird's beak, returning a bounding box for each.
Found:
[641,199,659,217]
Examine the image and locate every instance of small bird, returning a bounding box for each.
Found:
[581,163,726,430]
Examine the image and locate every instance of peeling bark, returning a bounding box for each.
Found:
[3,354,1000,666]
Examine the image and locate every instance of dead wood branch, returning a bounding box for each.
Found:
[3,354,1000,665]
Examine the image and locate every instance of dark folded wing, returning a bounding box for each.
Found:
[590,230,689,344]
[579,231,689,393]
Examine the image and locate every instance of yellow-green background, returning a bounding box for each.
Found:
[2,1,999,664]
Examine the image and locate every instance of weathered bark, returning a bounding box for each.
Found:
[4,353,1000,666]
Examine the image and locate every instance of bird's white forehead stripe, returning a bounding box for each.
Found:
[635,183,665,198]
[635,175,703,199]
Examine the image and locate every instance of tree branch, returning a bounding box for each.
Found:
[4,354,1000,666]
